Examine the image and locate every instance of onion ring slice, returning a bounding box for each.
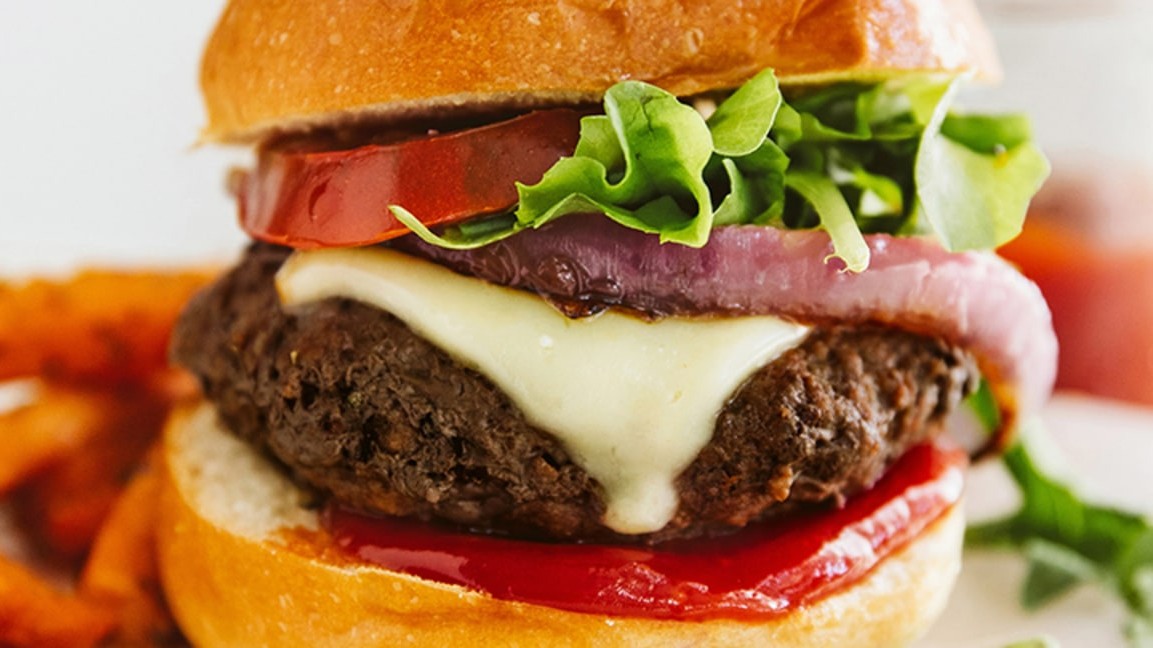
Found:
[397,215,1057,449]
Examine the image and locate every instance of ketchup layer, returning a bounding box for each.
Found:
[324,442,965,620]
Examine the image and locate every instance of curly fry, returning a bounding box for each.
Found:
[0,554,114,648]
[0,267,211,647]
[0,269,214,385]
[16,388,171,562]
[78,451,178,645]
[0,387,112,496]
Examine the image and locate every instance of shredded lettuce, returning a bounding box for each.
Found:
[395,69,1049,271]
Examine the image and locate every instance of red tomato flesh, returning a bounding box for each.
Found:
[324,442,965,620]
[239,110,583,249]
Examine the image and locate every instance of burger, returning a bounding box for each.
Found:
[159,0,1057,645]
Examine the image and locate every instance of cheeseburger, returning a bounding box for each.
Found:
[160,0,1057,645]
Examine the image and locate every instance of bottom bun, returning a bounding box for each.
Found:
[158,402,964,647]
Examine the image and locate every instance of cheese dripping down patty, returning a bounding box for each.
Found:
[277,248,810,534]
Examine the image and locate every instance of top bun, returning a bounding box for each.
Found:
[200,0,999,142]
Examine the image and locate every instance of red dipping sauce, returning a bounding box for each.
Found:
[323,443,965,620]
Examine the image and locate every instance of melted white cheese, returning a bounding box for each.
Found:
[277,248,809,534]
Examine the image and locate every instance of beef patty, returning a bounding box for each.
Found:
[171,243,978,543]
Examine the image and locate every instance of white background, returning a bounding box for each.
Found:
[0,1,241,274]
[973,0,1153,170]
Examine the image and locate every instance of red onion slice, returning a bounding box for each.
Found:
[396,215,1057,447]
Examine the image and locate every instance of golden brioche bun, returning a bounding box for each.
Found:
[200,0,999,142]
[158,402,964,647]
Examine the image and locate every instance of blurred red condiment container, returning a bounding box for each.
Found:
[976,0,1153,405]
[1000,163,1153,405]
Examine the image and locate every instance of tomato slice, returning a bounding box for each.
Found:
[239,110,583,249]
[323,442,965,620]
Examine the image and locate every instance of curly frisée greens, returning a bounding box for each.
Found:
[392,69,1049,271]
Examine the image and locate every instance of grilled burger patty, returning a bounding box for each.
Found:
[172,244,978,542]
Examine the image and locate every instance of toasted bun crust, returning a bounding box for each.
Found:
[158,402,963,647]
[200,0,999,142]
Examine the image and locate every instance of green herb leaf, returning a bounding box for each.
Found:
[713,158,754,226]
[941,113,1033,154]
[966,398,1153,646]
[724,139,790,225]
[914,79,1050,251]
[1021,538,1100,609]
[389,206,515,249]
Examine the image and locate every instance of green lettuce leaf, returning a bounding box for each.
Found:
[915,80,1050,251]
[783,171,869,272]
[941,113,1034,153]
[394,69,1049,269]
[706,68,782,156]
[517,80,717,246]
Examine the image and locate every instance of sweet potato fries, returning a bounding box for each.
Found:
[0,268,213,647]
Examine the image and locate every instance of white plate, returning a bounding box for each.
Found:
[916,394,1153,648]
